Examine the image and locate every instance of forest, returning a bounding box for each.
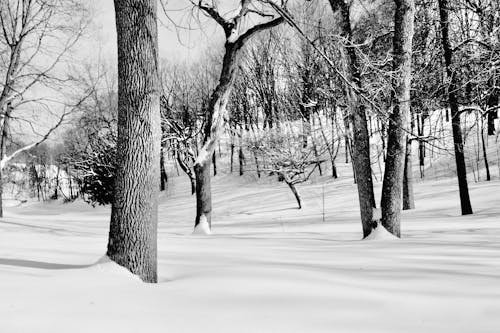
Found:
[1,0,499,332]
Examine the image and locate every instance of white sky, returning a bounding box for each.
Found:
[82,0,225,67]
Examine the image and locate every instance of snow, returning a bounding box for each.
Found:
[1,171,500,332]
[192,215,212,235]
[364,223,399,241]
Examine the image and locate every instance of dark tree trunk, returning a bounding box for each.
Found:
[381,0,415,237]
[230,139,235,173]
[487,85,498,136]
[287,181,302,209]
[403,138,415,210]
[481,124,491,181]
[212,152,217,176]
[330,0,375,237]
[254,152,261,178]
[176,154,195,194]
[238,127,245,176]
[160,147,168,191]
[438,0,473,215]
[107,0,161,283]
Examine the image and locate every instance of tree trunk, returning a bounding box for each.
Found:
[194,160,212,228]
[403,138,415,210]
[238,127,245,176]
[160,147,168,191]
[176,154,195,194]
[192,12,283,231]
[107,0,161,283]
[438,0,473,215]
[254,151,261,178]
[212,152,217,176]
[381,0,415,237]
[330,0,376,237]
[481,122,491,181]
[287,181,302,209]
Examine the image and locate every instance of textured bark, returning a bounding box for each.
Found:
[329,0,375,237]
[107,0,161,283]
[381,0,415,237]
[438,0,473,215]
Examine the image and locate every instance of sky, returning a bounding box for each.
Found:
[82,0,225,67]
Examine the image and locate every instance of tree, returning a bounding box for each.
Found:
[328,0,376,237]
[380,0,415,237]
[190,0,284,233]
[437,0,473,215]
[250,128,325,209]
[106,0,161,283]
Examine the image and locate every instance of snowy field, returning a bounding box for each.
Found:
[1,172,499,332]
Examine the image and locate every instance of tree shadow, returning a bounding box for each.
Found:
[0,258,91,270]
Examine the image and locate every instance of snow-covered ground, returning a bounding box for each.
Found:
[1,171,499,332]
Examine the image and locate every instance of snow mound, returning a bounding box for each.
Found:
[87,255,141,281]
[364,223,399,241]
[192,215,212,235]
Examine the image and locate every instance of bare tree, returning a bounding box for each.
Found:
[437,0,473,215]
[106,0,161,283]
[381,0,415,237]
[189,0,284,233]
[328,0,376,237]
[0,0,87,216]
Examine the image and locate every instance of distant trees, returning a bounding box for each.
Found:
[106,0,161,282]
[0,0,87,217]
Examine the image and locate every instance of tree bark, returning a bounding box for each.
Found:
[329,0,375,237]
[107,0,161,283]
[438,0,473,215]
[381,0,415,237]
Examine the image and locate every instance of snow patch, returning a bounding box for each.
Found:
[192,215,212,235]
[88,255,141,281]
[364,223,399,241]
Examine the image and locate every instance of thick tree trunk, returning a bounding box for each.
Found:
[107,0,161,283]
[330,0,376,237]
[438,0,473,215]
[381,0,415,237]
